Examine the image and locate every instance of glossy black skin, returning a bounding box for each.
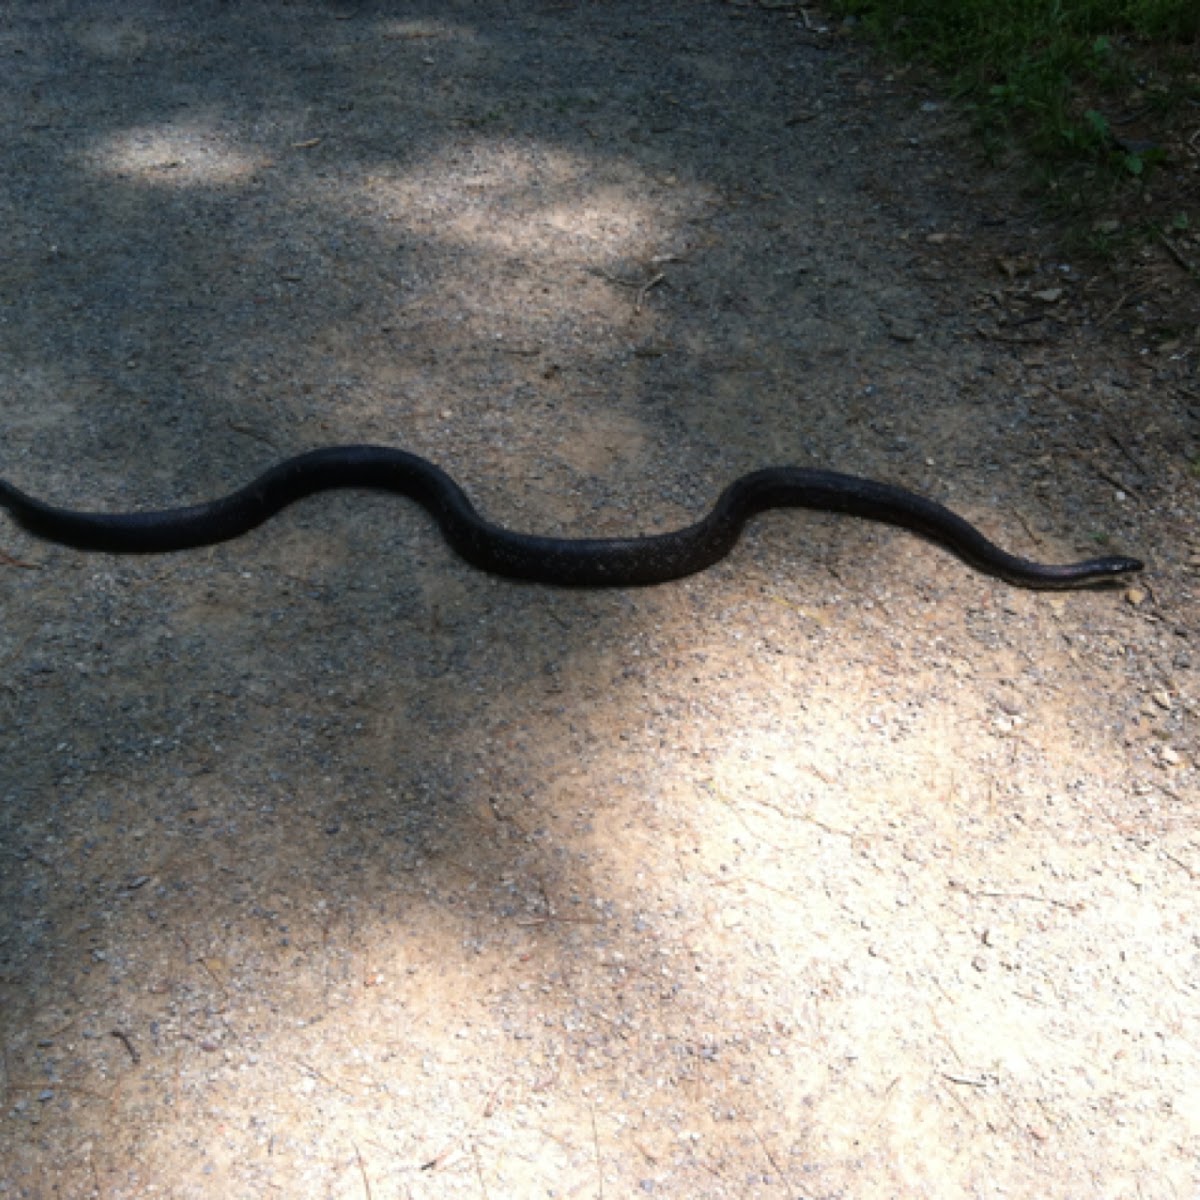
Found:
[0,445,1144,589]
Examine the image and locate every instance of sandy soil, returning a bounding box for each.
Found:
[1,3,1198,1197]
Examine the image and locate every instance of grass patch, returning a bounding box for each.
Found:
[827,0,1200,206]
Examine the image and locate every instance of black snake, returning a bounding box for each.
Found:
[0,444,1143,589]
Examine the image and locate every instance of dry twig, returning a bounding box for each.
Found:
[353,1142,373,1200]
[110,1030,140,1065]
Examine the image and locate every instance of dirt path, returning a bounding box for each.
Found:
[2,3,1197,1197]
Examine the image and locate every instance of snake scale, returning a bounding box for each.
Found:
[0,444,1143,589]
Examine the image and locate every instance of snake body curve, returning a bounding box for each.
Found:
[0,444,1143,589]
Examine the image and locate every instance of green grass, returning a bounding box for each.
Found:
[827,0,1200,197]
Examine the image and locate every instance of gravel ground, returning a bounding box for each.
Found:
[2,3,1198,1198]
